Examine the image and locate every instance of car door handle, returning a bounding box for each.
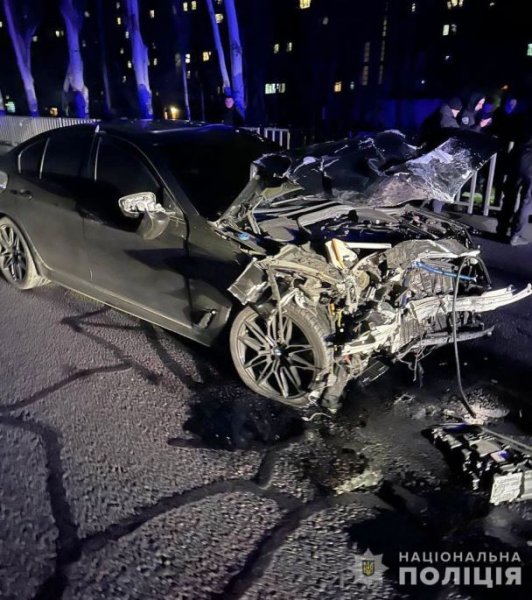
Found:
[11,188,33,199]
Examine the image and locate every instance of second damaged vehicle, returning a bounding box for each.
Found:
[0,123,530,411]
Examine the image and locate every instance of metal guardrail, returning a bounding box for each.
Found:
[0,116,98,147]
[453,153,500,216]
[245,126,291,149]
[0,115,292,150]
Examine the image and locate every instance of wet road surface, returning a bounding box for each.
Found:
[1,237,532,599]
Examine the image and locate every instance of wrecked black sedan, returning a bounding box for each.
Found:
[0,122,530,411]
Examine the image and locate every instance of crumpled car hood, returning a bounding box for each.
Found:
[242,130,501,212]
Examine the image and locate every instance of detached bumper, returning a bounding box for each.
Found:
[408,284,532,321]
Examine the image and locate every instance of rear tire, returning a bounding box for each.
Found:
[0,217,48,290]
[230,303,333,408]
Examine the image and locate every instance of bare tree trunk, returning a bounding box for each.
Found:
[60,0,89,118]
[2,0,39,116]
[205,0,231,96]
[124,0,153,119]
[224,0,245,117]
[181,59,191,120]
[96,0,112,117]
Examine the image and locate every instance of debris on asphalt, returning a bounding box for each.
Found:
[426,423,532,505]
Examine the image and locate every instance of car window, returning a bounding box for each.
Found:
[41,127,94,181]
[96,137,161,199]
[78,136,163,230]
[18,138,47,179]
[162,131,274,220]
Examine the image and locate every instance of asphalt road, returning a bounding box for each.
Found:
[1,236,532,600]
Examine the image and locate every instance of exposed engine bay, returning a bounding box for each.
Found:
[218,131,532,410]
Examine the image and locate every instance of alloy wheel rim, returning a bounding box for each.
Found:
[236,310,317,399]
[0,225,27,283]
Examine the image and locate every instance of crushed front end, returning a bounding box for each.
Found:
[227,206,531,411]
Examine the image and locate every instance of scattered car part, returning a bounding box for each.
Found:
[426,423,532,505]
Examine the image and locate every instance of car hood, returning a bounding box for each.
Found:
[220,130,501,226]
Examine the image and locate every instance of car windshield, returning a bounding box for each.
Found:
[162,130,275,220]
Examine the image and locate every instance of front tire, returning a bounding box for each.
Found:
[230,304,332,408]
[0,217,47,290]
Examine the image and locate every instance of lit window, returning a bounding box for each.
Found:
[216,0,223,4]
[363,42,371,63]
[361,66,369,86]
[185,53,191,63]
[287,41,293,52]
[120,47,125,54]
[528,43,532,57]
[183,1,188,11]
[84,10,90,17]
[0,20,3,27]
[265,83,286,95]
[116,2,120,9]
[411,2,416,12]
[55,30,64,38]
[378,64,384,84]
[127,60,132,69]
[191,0,197,9]
[149,9,155,18]
[202,51,211,61]
[447,0,464,7]
[444,54,451,61]
[82,40,87,47]
[122,75,127,83]
[350,81,355,90]
[442,24,450,36]
[117,16,122,25]
[187,70,191,79]
[125,30,129,39]
[273,43,280,54]
[300,0,312,8]
[153,57,158,66]
[216,13,224,23]
[382,18,388,37]
[322,16,329,25]
[334,81,342,93]
[32,35,38,42]
[451,23,457,34]
[380,42,386,62]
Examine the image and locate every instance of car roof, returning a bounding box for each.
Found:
[59,120,251,145]
[11,121,268,157]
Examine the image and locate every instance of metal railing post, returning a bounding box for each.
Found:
[483,153,497,217]
[467,171,477,214]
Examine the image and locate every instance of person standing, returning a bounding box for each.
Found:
[418,96,462,150]
[459,93,492,132]
[222,95,244,127]
[506,137,532,246]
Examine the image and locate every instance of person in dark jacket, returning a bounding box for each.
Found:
[439,96,463,129]
[418,96,462,148]
[459,93,492,131]
[222,95,244,127]
[497,136,532,245]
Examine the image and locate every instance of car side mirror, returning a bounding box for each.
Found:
[119,192,165,217]
[119,192,171,240]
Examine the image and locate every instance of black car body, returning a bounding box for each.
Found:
[0,122,530,411]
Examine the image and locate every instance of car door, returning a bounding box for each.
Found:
[8,127,93,282]
[81,134,191,329]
